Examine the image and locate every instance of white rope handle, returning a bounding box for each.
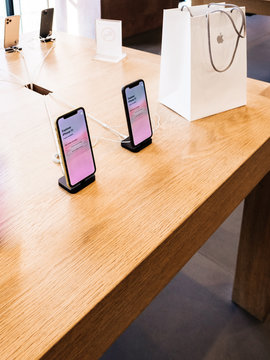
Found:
[180,3,246,72]
[207,4,246,72]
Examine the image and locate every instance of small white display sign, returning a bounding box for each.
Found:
[94,19,126,63]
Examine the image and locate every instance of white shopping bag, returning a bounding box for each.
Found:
[159,3,247,121]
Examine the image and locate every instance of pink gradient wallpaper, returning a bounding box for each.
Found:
[126,81,152,146]
[58,109,95,186]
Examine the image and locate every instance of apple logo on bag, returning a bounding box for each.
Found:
[217,33,224,44]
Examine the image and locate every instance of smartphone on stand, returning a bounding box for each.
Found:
[122,79,153,152]
[4,15,21,50]
[40,8,54,40]
[55,107,96,192]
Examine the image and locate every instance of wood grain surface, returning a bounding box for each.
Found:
[0,33,270,360]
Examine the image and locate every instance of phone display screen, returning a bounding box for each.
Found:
[124,80,152,146]
[57,108,95,187]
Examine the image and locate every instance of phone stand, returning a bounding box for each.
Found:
[5,46,22,53]
[40,36,56,43]
[121,137,152,153]
[58,175,95,194]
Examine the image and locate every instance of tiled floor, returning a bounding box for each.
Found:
[102,15,270,360]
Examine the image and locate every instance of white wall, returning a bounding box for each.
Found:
[55,0,101,39]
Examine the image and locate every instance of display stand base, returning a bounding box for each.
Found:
[121,137,152,153]
[93,53,126,63]
[5,46,22,53]
[40,36,55,43]
[58,175,95,194]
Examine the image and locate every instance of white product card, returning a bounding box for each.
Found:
[94,19,126,63]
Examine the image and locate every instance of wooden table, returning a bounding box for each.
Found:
[0,33,269,360]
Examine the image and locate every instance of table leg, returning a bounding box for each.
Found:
[232,171,270,321]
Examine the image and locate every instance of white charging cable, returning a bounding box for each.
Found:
[85,111,126,139]
[44,94,98,165]
[0,67,25,86]
[0,78,24,87]
[15,43,55,89]
[43,94,63,166]
[97,112,161,144]
[153,112,161,133]
[48,93,162,138]
[48,92,162,145]
[48,92,127,139]
[34,43,56,84]
[18,50,33,89]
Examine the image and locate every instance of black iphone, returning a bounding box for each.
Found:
[122,79,153,147]
[40,8,54,39]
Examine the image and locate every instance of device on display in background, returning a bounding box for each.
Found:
[122,79,153,147]
[56,107,96,188]
[40,8,54,39]
[4,15,20,49]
